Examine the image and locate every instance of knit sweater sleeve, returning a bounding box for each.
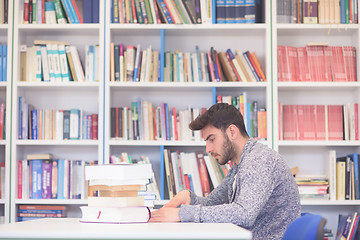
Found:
[179,154,277,228]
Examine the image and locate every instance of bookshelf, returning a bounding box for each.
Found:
[0,0,12,224]
[272,0,360,234]
[9,0,105,223]
[2,0,359,236]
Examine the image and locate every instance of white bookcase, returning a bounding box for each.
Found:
[272,1,360,233]
[0,0,13,224]
[1,0,359,236]
[9,0,105,223]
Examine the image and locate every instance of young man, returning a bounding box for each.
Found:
[150,103,301,240]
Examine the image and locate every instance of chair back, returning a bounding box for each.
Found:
[282,213,327,240]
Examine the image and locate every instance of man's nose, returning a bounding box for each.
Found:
[206,144,212,154]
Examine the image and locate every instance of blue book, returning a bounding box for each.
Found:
[18,97,23,139]
[340,0,346,24]
[133,45,141,82]
[246,102,252,137]
[112,0,119,23]
[83,0,93,23]
[82,114,88,139]
[57,159,65,199]
[244,0,255,23]
[31,109,38,140]
[157,0,174,23]
[0,45,3,81]
[195,46,202,81]
[243,51,260,81]
[30,160,43,199]
[236,0,245,23]
[63,0,79,23]
[225,0,235,23]
[349,153,360,199]
[92,0,100,23]
[1,44,5,81]
[3,44,6,82]
[18,209,64,214]
[114,45,120,81]
[70,108,81,140]
[165,103,171,140]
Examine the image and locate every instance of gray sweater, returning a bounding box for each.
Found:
[179,139,301,240]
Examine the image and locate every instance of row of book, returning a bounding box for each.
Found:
[110,101,203,141]
[164,149,230,198]
[0,0,8,24]
[0,44,7,82]
[0,103,5,140]
[216,94,267,140]
[277,45,357,82]
[17,154,89,200]
[20,41,99,83]
[17,205,67,222]
[336,212,359,240]
[110,44,266,83]
[22,0,100,24]
[18,97,98,140]
[277,0,358,24]
[279,103,359,141]
[112,0,264,24]
[329,151,360,201]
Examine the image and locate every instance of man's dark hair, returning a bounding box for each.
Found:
[189,103,249,137]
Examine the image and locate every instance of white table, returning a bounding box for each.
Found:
[0,218,252,240]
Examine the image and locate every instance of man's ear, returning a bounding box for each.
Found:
[227,124,239,140]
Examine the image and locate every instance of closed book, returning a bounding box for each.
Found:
[30,160,43,199]
[41,160,52,199]
[303,0,318,24]
[85,164,153,181]
[80,206,150,223]
[87,196,145,207]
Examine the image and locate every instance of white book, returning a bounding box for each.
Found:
[85,45,91,82]
[204,155,220,188]
[328,150,337,201]
[145,46,153,82]
[178,52,185,82]
[236,49,257,82]
[140,50,147,82]
[35,46,42,82]
[46,44,56,82]
[69,46,85,82]
[85,164,153,180]
[87,196,145,207]
[58,44,70,82]
[94,45,100,82]
[192,53,199,82]
[26,46,34,82]
[119,45,125,82]
[70,109,80,140]
[171,151,183,193]
[348,102,356,141]
[148,0,157,24]
[188,152,203,196]
[200,52,207,82]
[80,206,150,224]
[51,44,62,82]
[56,110,63,140]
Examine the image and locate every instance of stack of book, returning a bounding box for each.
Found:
[80,163,153,223]
[295,175,329,199]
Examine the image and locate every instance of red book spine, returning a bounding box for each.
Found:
[91,114,98,140]
[277,46,284,81]
[315,105,326,140]
[131,0,138,23]
[214,50,223,82]
[23,1,29,23]
[246,51,264,82]
[153,0,162,23]
[196,152,210,197]
[18,161,23,199]
[172,107,178,140]
[206,52,216,82]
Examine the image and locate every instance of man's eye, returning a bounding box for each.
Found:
[209,138,215,143]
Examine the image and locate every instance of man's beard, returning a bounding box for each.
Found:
[218,133,236,165]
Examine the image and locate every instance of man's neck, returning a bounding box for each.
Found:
[232,136,250,165]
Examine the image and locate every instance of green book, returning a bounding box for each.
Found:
[53,0,67,23]
[144,0,154,24]
[134,0,144,23]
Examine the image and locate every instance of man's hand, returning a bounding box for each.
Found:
[163,190,191,208]
[149,207,180,222]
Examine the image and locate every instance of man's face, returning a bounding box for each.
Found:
[202,125,236,165]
